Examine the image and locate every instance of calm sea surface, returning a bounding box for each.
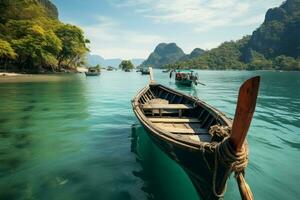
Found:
[0,70,299,200]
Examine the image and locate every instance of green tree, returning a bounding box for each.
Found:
[246,51,274,70]
[0,0,90,72]
[10,22,62,71]
[0,39,17,60]
[55,24,89,68]
[119,60,134,71]
[274,55,300,70]
[0,39,17,70]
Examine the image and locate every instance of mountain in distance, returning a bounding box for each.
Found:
[140,43,205,68]
[87,54,144,67]
[243,0,300,60]
[87,54,105,66]
[180,48,205,61]
[168,0,300,71]
[131,58,145,67]
[140,43,187,68]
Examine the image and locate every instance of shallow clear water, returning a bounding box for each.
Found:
[0,70,299,200]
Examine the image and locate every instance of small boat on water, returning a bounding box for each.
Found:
[132,68,259,200]
[162,69,170,73]
[170,69,199,86]
[107,66,115,71]
[85,67,100,76]
[141,68,150,75]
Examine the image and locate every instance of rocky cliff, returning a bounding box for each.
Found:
[245,0,300,60]
[37,0,58,19]
[140,43,186,68]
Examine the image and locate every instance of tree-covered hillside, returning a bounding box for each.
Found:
[168,0,300,71]
[0,0,89,73]
[140,43,186,68]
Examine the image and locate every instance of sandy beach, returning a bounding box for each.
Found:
[0,72,23,77]
[0,73,80,83]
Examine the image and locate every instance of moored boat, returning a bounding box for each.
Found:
[85,67,100,76]
[132,68,259,200]
[107,66,114,71]
[141,68,150,75]
[170,69,199,86]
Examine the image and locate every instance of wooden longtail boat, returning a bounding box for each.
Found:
[132,68,259,200]
[170,69,199,86]
[141,68,150,75]
[85,67,100,76]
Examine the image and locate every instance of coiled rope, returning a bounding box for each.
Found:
[208,125,249,198]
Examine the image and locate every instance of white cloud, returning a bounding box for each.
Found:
[69,0,284,58]
[82,16,165,59]
[107,0,283,32]
[201,41,223,50]
[233,14,266,26]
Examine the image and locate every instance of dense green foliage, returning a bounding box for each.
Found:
[180,48,205,61]
[0,0,89,72]
[119,60,134,71]
[167,0,300,71]
[0,39,17,59]
[248,0,300,58]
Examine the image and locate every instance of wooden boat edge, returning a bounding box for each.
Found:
[131,83,234,150]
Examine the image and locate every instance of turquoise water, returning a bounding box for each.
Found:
[0,70,299,200]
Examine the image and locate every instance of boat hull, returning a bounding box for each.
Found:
[85,72,100,76]
[140,123,229,200]
[132,84,236,200]
[175,79,193,86]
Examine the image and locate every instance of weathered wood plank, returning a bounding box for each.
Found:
[160,126,208,134]
[143,104,192,109]
[188,134,212,142]
[149,118,201,123]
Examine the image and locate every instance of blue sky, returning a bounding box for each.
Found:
[52,0,284,59]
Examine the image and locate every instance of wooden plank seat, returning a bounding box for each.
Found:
[142,104,192,109]
[149,117,201,123]
[161,127,208,134]
[142,103,193,117]
[147,98,169,104]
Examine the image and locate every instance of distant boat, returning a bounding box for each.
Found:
[141,68,150,75]
[170,69,199,86]
[85,67,100,76]
[107,66,114,71]
[162,69,170,73]
[132,68,260,200]
[124,69,132,72]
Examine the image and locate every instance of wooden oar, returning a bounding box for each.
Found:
[230,76,260,150]
[230,76,260,200]
[196,81,206,86]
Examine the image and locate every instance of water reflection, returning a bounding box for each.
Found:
[130,124,199,200]
[0,71,299,200]
[0,76,89,199]
[278,137,300,151]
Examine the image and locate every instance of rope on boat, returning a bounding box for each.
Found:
[208,125,249,198]
[217,139,248,174]
[209,125,231,141]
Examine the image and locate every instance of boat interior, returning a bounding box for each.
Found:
[137,85,225,143]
